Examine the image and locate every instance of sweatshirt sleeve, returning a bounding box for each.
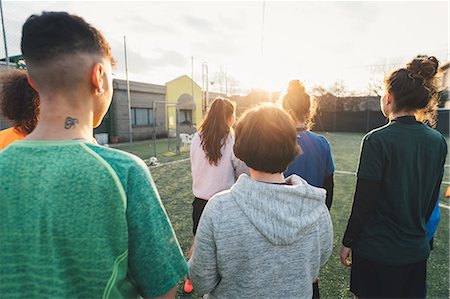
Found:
[126,160,188,298]
[319,210,333,267]
[342,178,381,248]
[188,201,220,295]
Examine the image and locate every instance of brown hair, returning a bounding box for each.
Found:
[199,97,236,165]
[384,55,440,126]
[0,69,40,135]
[281,80,316,130]
[234,104,300,174]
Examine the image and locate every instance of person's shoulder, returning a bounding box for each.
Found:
[424,127,448,151]
[85,143,148,173]
[190,132,201,147]
[309,131,331,142]
[364,123,391,139]
[202,189,235,218]
[305,131,332,150]
[422,125,447,140]
[0,127,13,137]
[208,189,233,209]
[192,131,200,141]
[360,123,393,145]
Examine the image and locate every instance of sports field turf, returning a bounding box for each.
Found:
[120,131,450,298]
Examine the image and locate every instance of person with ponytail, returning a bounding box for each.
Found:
[185,97,248,293]
[0,69,40,149]
[339,55,447,298]
[282,80,334,298]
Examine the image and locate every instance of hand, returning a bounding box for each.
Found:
[339,246,352,267]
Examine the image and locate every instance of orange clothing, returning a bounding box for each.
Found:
[0,127,25,150]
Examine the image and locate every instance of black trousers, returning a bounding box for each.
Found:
[192,197,208,235]
[350,252,427,298]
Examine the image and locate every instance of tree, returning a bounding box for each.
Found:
[310,85,328,98]
[211,66,242,96]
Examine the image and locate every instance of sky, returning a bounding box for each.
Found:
[1,1,449,94]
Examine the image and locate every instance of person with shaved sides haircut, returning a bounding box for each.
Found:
[0,12,187,298]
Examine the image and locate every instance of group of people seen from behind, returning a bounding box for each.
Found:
[0,11,447,299]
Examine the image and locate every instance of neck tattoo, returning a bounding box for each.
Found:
[64,117,79,129]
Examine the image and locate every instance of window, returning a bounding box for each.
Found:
[179,109,192,125]
[131,108,154,126]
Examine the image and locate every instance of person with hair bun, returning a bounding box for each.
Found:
[185,97,248,293]
[0,69,40,149]
[282,80,335,209]
[282,80,335,298]
[339,55,447,299]
[189,104,332,298]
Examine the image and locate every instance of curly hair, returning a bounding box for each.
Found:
[0,69,40,135]
[384,55,441,127]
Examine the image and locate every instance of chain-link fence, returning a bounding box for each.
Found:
[0,1,28,68]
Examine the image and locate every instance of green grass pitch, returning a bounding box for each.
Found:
[120,132,449,298]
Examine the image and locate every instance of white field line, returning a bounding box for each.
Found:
[334,170,450,186]
[149,160,450,210]
[444,165,450,168]
[439,203,450,210]
[150,157,190,168]
[334,171,450,210]
[335,170,356,175]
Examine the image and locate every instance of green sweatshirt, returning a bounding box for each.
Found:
[0,140,188,298]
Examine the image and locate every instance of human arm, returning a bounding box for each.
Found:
[341,178,381,248]
[319,210,333,267]
[188,202,220,295]
[425,172,443,223]
[339,178,382,267]
[323,138,335,210]
[148,286,177,299]
[425,136,446,239]
[127,160,188,298]
[340,134,382,266]
[323,174,334,210]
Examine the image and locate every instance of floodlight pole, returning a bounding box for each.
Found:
[124,36,133,144]
[0,0,9,67]
[261,0,265,56]
[202,62,209,112]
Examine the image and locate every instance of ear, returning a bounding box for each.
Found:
[26,72,38,91]
[91,63,105,95]
[386,91,393,105]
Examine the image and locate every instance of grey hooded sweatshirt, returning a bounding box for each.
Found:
[189,174,333,299]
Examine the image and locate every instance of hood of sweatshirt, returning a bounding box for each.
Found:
[230,174,327,245]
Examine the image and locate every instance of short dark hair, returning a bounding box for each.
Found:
[0,70,40,135]
[21,11,114,65]
[234,104,300,174]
